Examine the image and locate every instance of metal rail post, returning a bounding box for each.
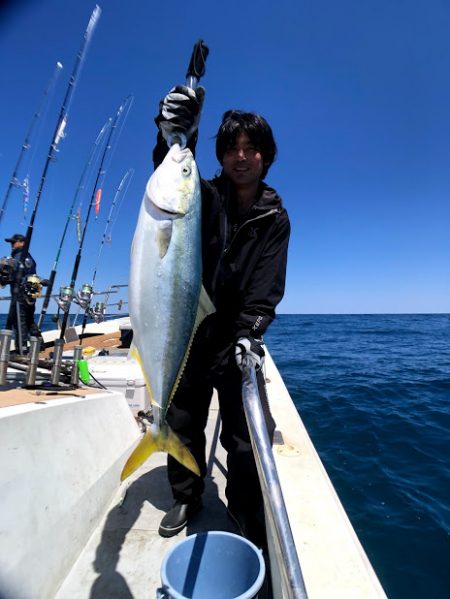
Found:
[242,356,308,599]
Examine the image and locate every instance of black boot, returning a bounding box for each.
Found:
[158,498,202,538]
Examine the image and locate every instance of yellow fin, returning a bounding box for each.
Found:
[130,345,156,407]
[120,427,200,481]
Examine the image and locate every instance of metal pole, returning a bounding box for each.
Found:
[241,357,308,599]
[0,329,13,385]
[70,345,83,386]
[50,338,65,386]
[25,336,41,386]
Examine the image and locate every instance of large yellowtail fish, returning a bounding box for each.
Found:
[121,143,214,481]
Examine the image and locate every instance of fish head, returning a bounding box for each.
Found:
[146,143,199,217]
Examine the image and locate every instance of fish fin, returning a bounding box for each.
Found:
[156,220,173,258]
[120,430,159,481]
[196,285,215,325]
[120,427,200,481]
[164,427,200,477]
[130,345,157,407]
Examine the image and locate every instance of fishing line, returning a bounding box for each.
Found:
[58,94,133,340]
[37,118,110,329]
[107,172,134,235]
[93,96,134,221]
[7,5,102,355]
[92,168,134,277]
[79,168,134,336]
[0,61,63,226]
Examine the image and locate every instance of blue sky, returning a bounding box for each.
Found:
[0,0,449,314]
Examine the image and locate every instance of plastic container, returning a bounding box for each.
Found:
[158,531,265,599]
[87,355,149,415]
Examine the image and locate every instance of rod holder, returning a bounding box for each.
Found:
[0,329,13,385]
[25,336,41,386]
[70,346,83,386]
[50,339,65,386]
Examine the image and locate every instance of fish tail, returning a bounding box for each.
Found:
[120,427,200,481]
[164,426,201,477]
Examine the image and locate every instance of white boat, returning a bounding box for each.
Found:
[0,317,387,598]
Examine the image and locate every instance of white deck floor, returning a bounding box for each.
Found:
[1,328,387,598]
[55,394,236,598]
[55,352,387,599]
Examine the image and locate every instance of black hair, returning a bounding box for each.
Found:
[215,110,277,179]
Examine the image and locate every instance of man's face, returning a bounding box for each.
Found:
[12,240,24,251]
[222,132,265,187]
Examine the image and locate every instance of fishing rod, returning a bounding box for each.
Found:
[166,39,209,149]
[78,168,134,334]
[7,5,101,355]
[0,61,63,225]
[58,95,133,340]
[37,118,111,330]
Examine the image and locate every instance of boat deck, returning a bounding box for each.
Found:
[54,352,386,598]
[55,393,236,598]
[39,330,124,358]
[0,385,99,408]
[1,324,387,598]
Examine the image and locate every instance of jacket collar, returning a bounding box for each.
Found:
[213,173,283,215]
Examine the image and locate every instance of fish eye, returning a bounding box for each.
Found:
[182,165,191,177]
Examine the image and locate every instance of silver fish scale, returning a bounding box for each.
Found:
[129,144,202,417]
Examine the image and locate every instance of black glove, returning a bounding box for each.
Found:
[235,337,265,371]
[155,85,205,146]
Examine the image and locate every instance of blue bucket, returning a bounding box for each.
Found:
[158,531,265,599]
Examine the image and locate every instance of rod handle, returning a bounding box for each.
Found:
[185,39,209,90]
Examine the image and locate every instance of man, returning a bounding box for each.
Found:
[153,86,290,548]
[4,233,40,352]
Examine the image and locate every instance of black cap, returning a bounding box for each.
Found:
[5,233,25,244]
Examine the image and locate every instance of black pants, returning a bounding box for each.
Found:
[6,300,38,351]
[166,325,276,515]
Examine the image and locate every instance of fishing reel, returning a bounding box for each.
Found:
[0,257,15,287]
[55,286,74,312]
[73,283,94,310]
[23,274,44,304]
[90,301,105,324]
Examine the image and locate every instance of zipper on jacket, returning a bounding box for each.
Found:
[223,208,280,256]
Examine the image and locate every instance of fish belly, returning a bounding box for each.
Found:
[129,184,202,414]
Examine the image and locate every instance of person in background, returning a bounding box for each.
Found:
[3,233,41,352]
[153,86,290,549]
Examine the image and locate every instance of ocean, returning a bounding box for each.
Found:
[2,312,449,597]
[265,314,450,599]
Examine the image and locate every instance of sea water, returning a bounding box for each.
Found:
[265,314,450,599]
[1,312,448,597]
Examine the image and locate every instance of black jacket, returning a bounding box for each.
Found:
[200,175,289,342]
[11,247,36,277]
[153,135,290,352]
[7,247,37,314]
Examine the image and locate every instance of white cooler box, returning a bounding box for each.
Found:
[86,355,150,416]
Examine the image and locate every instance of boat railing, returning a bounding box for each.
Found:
[242,356,308,599]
